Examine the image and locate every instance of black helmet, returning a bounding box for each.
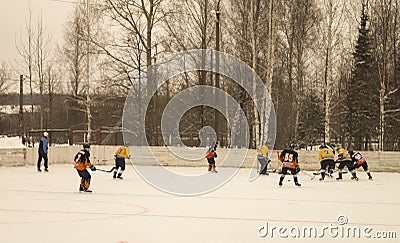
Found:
[83,143,90,149]
[348,150,354,155]
[289,143,295,149]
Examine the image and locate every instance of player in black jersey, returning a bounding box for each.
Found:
[278,144,301,187]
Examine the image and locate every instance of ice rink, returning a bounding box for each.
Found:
[1,164,399,243]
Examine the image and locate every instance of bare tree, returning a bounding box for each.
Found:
[162,0,217,145]
[63,3,87,97]
[103,0,164,76]
[34,13,52,129]
[319,0,346,144]
[276,0,320,145]
[370,0,400,150]
[62,0,105,143]
[0,62,10,94]
[16,3,35,130]
[45,60,62,129]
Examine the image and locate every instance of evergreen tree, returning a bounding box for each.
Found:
[347,3,379,150]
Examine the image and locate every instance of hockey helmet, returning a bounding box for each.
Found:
[43,132,49,137]
[83,143,91,149]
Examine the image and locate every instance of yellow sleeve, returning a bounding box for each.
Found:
[115,147,121,155]
[258,145,268,156]
[121,147,129,158]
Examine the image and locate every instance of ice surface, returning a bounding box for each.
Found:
[0,165,399,243]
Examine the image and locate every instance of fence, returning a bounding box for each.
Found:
[0,146,399,172]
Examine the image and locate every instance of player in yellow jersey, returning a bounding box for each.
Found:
[336,146,358,180]
[318,144,335,181]
[113,145,129,179]
[257,144,270,175]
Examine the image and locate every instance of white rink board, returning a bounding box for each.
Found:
[0,164,399,243]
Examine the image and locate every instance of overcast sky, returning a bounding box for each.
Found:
[0,0,74,64]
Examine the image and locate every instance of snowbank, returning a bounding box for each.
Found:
[0,136,26,148]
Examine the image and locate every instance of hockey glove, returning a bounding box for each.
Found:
[90,165,96,171]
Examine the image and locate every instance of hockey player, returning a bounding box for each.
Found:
[113,145,129,179]
[336,146,358,180]
[257,144,270,175]
[206,143,218,173]
[74,143,96,192]
[37,132,49,172]
[318,144,335,181]
[278,144,301,187]
[349,150,373,180]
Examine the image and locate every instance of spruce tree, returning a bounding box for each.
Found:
[347,3,379,150]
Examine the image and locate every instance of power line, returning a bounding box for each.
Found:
[48,0,80,4]
[48,0,106,6]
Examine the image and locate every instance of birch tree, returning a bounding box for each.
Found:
[162,0,219,146]
[319,0,345,144]
[370,0,400,150]
[62,0,104,143]
[34,14,52,129]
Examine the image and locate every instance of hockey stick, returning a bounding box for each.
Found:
[310,170,320,180]
[96,167,116,173]
[300,170,314,178]
[92,157,115,163]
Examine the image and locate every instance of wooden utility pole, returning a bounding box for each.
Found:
[214,0,221,145]
[86,0,92,143]
[19,74,24,136]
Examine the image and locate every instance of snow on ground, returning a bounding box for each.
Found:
[0,136,25,148]
[0,164,399,243]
